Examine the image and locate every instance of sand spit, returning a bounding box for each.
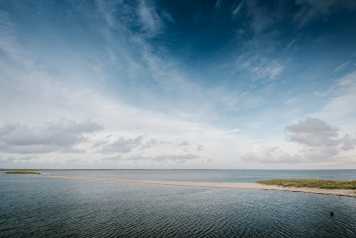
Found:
[45,175,356,198]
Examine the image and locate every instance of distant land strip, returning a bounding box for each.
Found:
[41,175,356,198]
[5,169,40,175]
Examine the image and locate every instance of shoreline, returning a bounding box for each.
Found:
[42,175,356,198]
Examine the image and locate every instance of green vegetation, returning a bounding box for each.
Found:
[5,169,41,175]
[258,179,356,190]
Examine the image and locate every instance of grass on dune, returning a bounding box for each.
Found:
[258,179,356,190]
[5,169,41,175]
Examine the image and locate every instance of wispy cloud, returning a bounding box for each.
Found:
[215,0,223,9]
[237,53,285,81]
[294,0,356,28]
[0,9,31,68]
[245,0,276,34]
[232,0,244,16]
[316,70,356,125]
[137,0,163,37]
[334,60,351,73]
[253,61,284,80]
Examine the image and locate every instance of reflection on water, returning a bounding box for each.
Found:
[1,170,356,238]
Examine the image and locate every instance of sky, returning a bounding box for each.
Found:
[1,0,356,169]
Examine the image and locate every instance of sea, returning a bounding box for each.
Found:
[1,169,356,238]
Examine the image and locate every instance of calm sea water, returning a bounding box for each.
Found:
[1,170,356,238]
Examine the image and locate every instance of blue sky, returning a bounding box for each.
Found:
[1,0,356,169]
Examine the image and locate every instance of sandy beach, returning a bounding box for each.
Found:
[45,175,356,198]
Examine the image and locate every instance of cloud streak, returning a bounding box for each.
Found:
[294,0,356,27]
[137,0,163,37]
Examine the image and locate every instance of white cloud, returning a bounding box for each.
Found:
[0,121,102,154]
[0,44,248,168]
[286,117,356,159]
[242,117,356,165]
[0,3,257,168]
[106,154,199,163]
[286,118,339,147]
[99,136,144,154]
[241,146,301,164]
